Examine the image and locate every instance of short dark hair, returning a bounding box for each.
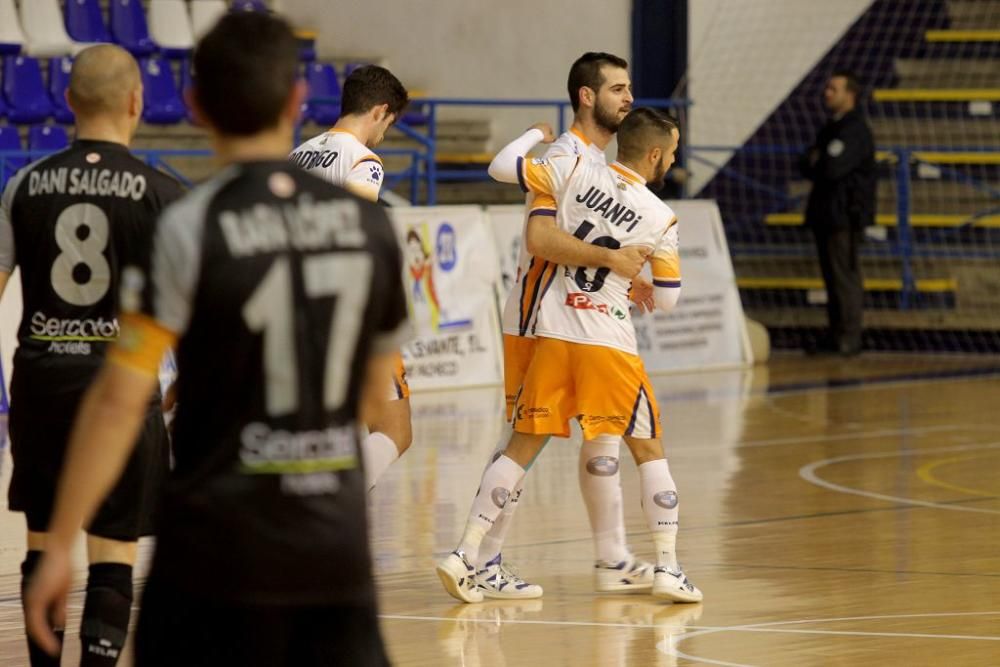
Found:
[192,12,299,136]
[831,69,863,98]
[616,108,679,161]
[341,65,409,118]
[567,52,629,112]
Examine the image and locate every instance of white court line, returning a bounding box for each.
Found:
[382,610,1000,641]
[799,441,1000,514]
[658,610,1000,667]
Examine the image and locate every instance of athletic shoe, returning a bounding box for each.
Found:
[652,566,703,603]
[594,556,655,592]
[476,554,543,599]
[437,550,484,603]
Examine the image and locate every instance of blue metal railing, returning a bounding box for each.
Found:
[1,96,689,205]
[0,146,425,202]
[305,95,690,204]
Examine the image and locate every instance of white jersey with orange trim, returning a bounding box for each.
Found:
[289,129,384,202]
[501,128,606,337]
[519,155,680,355]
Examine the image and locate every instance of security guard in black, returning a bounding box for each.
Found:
[800,72,876,356]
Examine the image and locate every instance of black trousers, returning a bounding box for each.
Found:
[812,224,863,347]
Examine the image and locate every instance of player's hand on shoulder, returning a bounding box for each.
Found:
[609,245,650,280]
[529,123,557,143]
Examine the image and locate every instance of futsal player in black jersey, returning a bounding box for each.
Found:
[26,13,407,667]
[0,44,181,666]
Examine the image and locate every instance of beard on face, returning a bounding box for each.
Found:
[594,98,628,134]
[648,155,668,191]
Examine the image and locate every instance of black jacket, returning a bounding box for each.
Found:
[800,108,876,231]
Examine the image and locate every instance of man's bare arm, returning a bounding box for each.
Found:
[525,214,648,279]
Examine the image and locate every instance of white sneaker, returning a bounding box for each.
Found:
[594,556,655,592]
[476,554,543,599]
[437,550,484,603]
[652,566,703,603]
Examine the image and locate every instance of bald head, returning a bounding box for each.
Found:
[68,44,142,118]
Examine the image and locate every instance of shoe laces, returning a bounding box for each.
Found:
[496,559,528,585]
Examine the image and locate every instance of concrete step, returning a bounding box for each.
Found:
[870,118,1000,146]
[947,0,1000,30]
[895,58,1000,88]
[389,180,524,206]
[787,179,999,215]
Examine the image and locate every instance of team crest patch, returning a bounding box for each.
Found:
[491,487,511,509]
[827,139,845,157]
[369,164,383,183]
[531,158,547,166]
[653,490,678,509]
[268,172,296,198]
[586,456,620,476]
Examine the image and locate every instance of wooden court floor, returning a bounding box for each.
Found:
[1,353,999,665]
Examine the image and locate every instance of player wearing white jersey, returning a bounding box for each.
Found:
[290,65,413,492]
[439,108,701,604]
[470,53,658,601]
[290,122,384,203]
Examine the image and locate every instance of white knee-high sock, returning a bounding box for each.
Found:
[476,423,525,569]
[362,431,399,491]
[457,454,525,566]
[638,458,679,570]
[579,434,629,563]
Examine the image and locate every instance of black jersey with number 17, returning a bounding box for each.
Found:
[0,139,183,398]
[128,161,410,605]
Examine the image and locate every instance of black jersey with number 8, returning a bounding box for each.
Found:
[0,139,182,398]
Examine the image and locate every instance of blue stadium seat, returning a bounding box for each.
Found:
[65,0,112,44]
[231,1,269,12]
[141,57,185,124]
[28,125,69,152]
[0,126,26,187]
[111,0,157,56]
[3,56,54,123]
[304,62,341,125]
[49,56,75,124]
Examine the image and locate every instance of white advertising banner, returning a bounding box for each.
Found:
[389,206,505,391]
[634,200,752,372]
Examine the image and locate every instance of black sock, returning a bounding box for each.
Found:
[79,563,133,667]
[21,550,65,667]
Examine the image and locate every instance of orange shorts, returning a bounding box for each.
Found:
[387,351,410,401]
[503,334,537,422]
[512,337,661,440]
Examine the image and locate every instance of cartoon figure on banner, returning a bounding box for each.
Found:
[501,235,522,293]
[405,225,442,332]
